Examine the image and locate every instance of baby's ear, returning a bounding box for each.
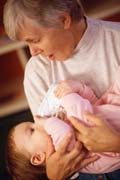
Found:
[30,152,45,166]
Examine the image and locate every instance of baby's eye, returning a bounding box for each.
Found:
[30,127,35,134]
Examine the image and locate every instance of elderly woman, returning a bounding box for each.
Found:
[3,0,120,180]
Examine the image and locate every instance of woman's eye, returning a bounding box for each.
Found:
[33,39,40,43]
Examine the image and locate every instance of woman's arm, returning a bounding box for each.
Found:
[46,134,99,180]
[69,112,120,153]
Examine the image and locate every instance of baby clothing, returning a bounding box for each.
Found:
[44,117,76,152]
[38,70,120,173]
[38,83,94,118]
[40,93,120,174]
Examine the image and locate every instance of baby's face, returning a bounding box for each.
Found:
[13,121,53,160]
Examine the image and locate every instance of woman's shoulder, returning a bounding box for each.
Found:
[24,55,51,78]
[87,17,120,32]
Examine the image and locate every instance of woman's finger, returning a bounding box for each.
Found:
[79,155,100,169]
[67,141,85,160]
[69,116,88,135]
[57,133,73,154]
[84,111,103,126]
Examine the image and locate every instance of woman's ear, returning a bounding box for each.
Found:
[61,12,72,30]
[30,152,45,166]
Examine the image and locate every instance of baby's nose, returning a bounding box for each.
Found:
[34,116,47,128]
[34,116,42,126]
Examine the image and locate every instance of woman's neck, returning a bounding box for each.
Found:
[72,17,87,48]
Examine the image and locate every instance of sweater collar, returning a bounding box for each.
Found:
[74,17,99,54]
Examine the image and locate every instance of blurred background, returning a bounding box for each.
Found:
[0,0,120,179]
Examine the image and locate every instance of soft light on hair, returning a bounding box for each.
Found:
[5,126,47,180]
[3,0,83,40]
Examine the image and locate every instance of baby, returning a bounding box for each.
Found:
[6,69,120,180]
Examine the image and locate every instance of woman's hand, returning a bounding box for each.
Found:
[54,80,83,98]
[69,112,120,153]
[46,134,99,180]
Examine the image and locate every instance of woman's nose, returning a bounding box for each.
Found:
[29,46,44,56]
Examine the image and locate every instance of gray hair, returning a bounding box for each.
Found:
[3,0,83,40]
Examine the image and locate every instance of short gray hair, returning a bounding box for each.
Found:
[3,0,83,40]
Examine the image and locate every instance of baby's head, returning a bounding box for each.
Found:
[6,121,52,180]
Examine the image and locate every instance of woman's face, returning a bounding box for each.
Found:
[18,17,77,61]
[13,122,53,158]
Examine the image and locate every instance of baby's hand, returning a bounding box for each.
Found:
[54,80,83,98]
